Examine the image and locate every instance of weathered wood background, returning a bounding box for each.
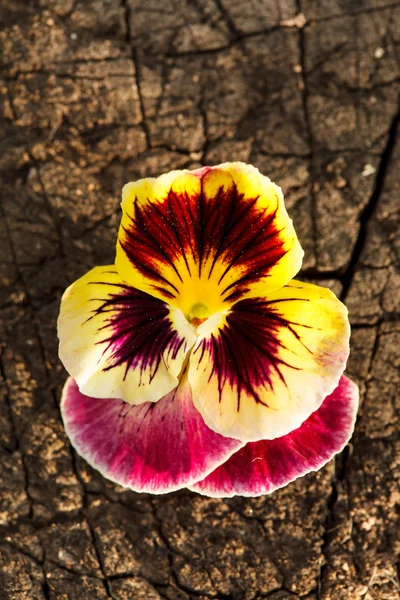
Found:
[1,1,399,599]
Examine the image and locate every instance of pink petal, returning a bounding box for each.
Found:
[190,375,359,498]
[61,378,243,494]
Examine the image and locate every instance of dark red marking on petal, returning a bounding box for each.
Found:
[207,196,259,279]
[86,282,188,381]
[191,376,359,497]
[193,297,308,410]
[197,186,205,276]
[216,205,281,287]
[61,378,243,494]
[120,175,291,303]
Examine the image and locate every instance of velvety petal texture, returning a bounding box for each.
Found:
[61,378,243,494]
[191,375,359,498]
[188,280,350,442]
[116,163,303,321]
[58,162,358,498]
[58,266,196,404]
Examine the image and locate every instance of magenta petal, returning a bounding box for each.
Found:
[191,376,359,498]
[61,378,243,494]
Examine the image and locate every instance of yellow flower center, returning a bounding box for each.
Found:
[176,266,232,324]
[190,302,208,319]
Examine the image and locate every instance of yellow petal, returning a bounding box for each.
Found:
[58,266,196,404]
[188,280,350,442]
[115,163,303,323]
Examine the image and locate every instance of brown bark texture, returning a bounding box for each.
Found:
[0,1,399,599]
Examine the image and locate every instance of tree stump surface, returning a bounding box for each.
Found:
[1,1,399,599]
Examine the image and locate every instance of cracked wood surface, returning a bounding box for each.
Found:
[0,1,399,599]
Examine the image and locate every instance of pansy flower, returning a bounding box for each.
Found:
[58,163,358,497]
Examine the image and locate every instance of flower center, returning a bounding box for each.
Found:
[177,271,229,324]
[186,304,227,337]
[187,303,211,329]
[188,302,209,323]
